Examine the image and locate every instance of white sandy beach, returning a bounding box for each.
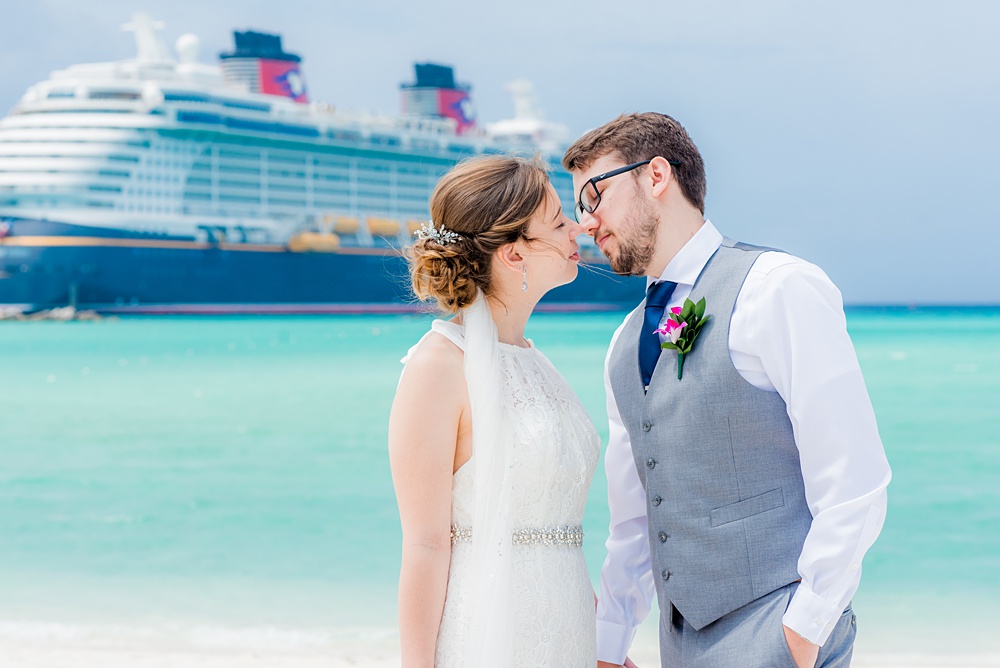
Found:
[3,645,1000,668]
[3,584,998,668]
[2,623,999,668]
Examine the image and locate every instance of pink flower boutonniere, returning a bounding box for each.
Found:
[654,297,711,380]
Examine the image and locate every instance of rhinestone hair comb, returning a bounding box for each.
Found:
[414,220,462,245]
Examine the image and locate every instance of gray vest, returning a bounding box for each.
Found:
[608,239,812,630]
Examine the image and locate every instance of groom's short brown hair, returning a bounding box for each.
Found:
[562,112,707,214]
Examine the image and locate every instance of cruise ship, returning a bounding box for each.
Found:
[0,14,641,314]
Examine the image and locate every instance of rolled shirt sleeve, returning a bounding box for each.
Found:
[733,254,892,645]
[596,317,656,664]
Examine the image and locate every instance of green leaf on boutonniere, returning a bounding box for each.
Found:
[654,297,712,380]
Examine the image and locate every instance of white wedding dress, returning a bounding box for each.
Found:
[422,319,599,667]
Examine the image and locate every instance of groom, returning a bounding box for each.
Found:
[563,113,891,668]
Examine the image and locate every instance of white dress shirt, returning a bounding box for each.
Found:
[596,220,891,663]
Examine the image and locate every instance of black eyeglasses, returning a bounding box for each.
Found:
[574,158,681,222]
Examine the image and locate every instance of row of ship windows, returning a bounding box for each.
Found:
[0,143,439,171]
[0,153,142,163]
[180,191,426,210]
[0,151,444,180]
[185,178,428,192]
[0,170,432,193]
[0,168,134,178]
[184,174,430,190]
[222,131,494,159]
[179,208,429,222]
[0,157,188,169]
[0,133,492,176]
[213,150,349,166]
[10,187,428,206]
[0,137,153,148]
[0,135,512,177]
[3,180,573,205]
[45,90,272,114]
[186,170,435,188]
[188,160,436,178]
[0,177,434,198]
[186,167,432,188]
[0,197,116,209]
[1,195,428,217]
[2,179,568,209]
[4,181,427,197]
[43,91,456,140]
[175,111,319,138]
[0,167,436,190]
[14,111,483,155]
[163,93,271,113]
[179,190,412,201]
[182,200,427,218]
[207,150,433,176]
[194,132,484,161]
[175,112,476,152]
[19,109,134,115]
[179,188,429,204]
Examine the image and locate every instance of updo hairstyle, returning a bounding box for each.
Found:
[408,155,549,313]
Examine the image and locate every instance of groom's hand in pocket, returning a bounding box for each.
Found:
[782,625,819,668]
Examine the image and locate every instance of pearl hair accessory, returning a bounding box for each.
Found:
[414,220,462,245]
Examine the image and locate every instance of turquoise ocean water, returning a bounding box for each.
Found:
[1,308,998,653]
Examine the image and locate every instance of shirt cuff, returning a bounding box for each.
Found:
[596,619,638,664]
[782,582,846,646]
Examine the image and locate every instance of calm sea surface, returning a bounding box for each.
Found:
[1,308,998,652]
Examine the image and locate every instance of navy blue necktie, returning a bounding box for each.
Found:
[639,280,677,390]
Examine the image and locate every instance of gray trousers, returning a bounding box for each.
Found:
[659,582,856,667]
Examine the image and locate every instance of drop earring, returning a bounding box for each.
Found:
[521,265,528,292]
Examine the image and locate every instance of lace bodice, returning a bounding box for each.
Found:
[438,324,599,533]
[416,319,600,667]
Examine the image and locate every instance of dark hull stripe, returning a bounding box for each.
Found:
[1,236,396,256]
[91,301,630,315]
[1,239,644,312]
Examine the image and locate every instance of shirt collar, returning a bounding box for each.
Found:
[648,219,724,289]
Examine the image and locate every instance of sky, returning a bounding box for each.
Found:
[1,0,997,303]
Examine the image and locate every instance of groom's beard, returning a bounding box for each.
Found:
[608,196,659,276]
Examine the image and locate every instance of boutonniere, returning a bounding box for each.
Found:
[654,297,711,380]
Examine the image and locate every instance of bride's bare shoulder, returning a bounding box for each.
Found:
[400,330,465,387]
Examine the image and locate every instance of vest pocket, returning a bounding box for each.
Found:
[710,488,785,527]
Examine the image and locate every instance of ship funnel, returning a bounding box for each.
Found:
[219,31,308,103]
[400,63,476,134]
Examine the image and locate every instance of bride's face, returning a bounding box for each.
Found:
[518,184,584,292]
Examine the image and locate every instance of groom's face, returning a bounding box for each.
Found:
[571,154,659,276]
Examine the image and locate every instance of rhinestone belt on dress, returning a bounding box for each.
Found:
[450,525,584,547]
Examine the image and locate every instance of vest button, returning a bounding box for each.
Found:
[651,496,662,506]
[662,569,671,580]
[646,458,656,469]
[658,532,668,542]
[642,421,652,432]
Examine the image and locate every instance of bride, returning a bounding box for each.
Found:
[389,155,600,667]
